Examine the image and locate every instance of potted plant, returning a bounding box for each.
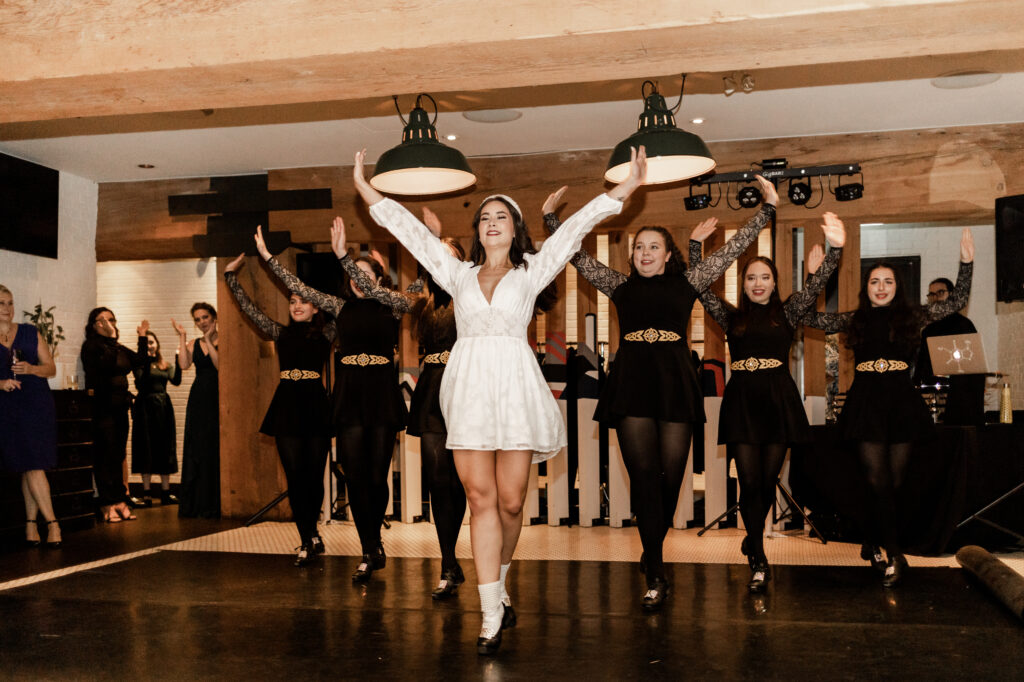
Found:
[24,303,66,358]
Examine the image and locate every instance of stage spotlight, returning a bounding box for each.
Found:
[684,185,712,211]
[832,173,864,202]
[788,180,812,206]
[737,185,762,209]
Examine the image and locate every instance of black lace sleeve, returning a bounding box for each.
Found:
[543,212,627,298]
[339,255,411,319]
[688,239,703,269]
[923,261,973,322]
[687,205,775,293]
[783,246,842,327]
[265,256,343,316]
[800,310,853,334]
[406,278,425,294]
[225,272,282,340]
[688,239,734,330]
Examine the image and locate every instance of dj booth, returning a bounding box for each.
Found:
[789,420,1024,554]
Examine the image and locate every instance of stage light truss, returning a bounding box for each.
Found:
[687,161,862,210]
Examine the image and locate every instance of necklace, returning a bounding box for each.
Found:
[0,323,14,346]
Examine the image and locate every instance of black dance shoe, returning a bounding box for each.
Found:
[860,543,887,573]
[310,536,326,555]
[431,565,465,600]
[24,521,41,548]
[882,554,908,588]
[477,605,505,656]
[641,578,670,611]
[138,495,154,508]
[372,543,387,570]
[128,495,146,508]
[747,560,771,594]
[352,555,375,583]
[160,492,179,505]
[294,545,318,567]
[477,627,502,656]
[501,599,517,630]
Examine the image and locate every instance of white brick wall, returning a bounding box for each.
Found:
[0,172,98,388]
[96,259,219,480]
[860,223,998,377]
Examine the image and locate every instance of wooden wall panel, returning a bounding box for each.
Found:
[101,123,1024,263]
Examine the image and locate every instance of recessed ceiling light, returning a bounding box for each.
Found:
[137,164,155,169]
[462,109,522,123]
[691,118,704,125]
[931,70,1001,89]
[446,134,458,141]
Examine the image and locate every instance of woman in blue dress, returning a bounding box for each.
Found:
[0,284,61,547]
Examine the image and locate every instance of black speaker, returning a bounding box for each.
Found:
[996,193,1024,303]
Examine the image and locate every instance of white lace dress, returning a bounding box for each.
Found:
[369,194,623,461]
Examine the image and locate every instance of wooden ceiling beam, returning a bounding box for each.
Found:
[4,0,1023,125]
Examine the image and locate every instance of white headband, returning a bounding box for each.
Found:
[480,194,522,219]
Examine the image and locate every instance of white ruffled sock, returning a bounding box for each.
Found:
[478,581,504,637]
[499,562,512,605]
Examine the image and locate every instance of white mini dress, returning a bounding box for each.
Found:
[369,194,623,461]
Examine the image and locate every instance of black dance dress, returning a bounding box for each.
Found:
[802,261,973,443]
[224,272,335,437]
[131,357,182,475]
[690,241,842,444]
[263,256,408,431]
[407,285,456,437]
[179,338,220,518]
[544,204,775,425]
[81,333,148,505]
[0,324,57,473]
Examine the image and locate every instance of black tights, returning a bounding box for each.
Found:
[337,425,397,555]
[730,443,789,561]
[275,435,331,546]
[616,417,692,584]
[420,431,466,571]
[856,441,911,557]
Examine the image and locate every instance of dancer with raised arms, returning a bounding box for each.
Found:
[354,146,647,654]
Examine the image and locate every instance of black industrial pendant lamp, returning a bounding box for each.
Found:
[605,75,715,184]
[370,94,476,196]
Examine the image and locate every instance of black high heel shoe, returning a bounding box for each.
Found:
[431,564,465,600]
[45,520,62,549]
[860,543,886,573]
[24,521,41,548]
[352,555,375,583]
[477,604,505,656]
[882,554,908,588]
[641,577,670,611]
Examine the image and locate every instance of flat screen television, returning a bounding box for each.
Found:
[0,152,60,259]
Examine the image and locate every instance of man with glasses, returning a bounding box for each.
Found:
[914,277,984,424]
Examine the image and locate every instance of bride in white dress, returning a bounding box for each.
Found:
[353,147,647,654]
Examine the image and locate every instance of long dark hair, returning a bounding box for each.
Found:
[846,263,924,354]
[84,307,116,341]
[733,256,786,335]
[627,226,688,278]
[286,293,327,337]
[145,330,168,369]
[468,196,557,313]
[340,255,394,301]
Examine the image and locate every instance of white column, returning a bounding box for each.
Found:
[577,397,601,527]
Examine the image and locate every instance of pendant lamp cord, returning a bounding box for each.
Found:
[643,74,688,114]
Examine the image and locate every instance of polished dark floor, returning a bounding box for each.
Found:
[1,510,1022,680]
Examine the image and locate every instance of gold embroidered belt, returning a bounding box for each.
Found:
[623,328,682,343]
[340,354,390,367]
[730,358,784,371]
[423,351,450,365]
[279,369,321,381]
[855,359,909,373]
